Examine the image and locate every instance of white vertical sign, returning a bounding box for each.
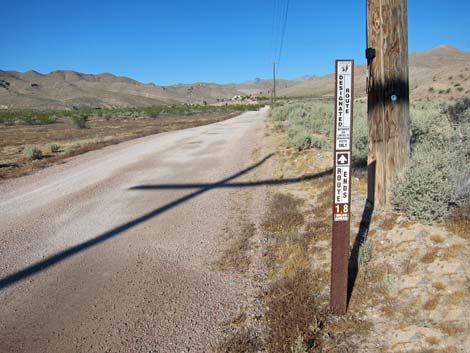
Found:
[333,59,354,222]
[335,61,353,151]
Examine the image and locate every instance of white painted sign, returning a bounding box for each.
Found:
[334,151,350,205]
[333,60,354,223]
[335,61,353,151]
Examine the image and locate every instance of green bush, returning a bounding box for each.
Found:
[394,98,470,222]
[352,103,368,167]
[71,114,88,129]
[393,143,457,222]
[47,143,60,153]
[37,114,58,124]
[24,145,42,160]
[271,100,368,162]
[287,125,313,150]
[441,96,470,126]
[271,97,470,223]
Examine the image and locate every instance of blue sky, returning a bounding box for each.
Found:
[1,0,469,85]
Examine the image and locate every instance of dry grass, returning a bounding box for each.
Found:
[439,243,464,262]
[437,322,465,337]
[212,328,262,353]
[216,223,255,273]
[262,193,304,233]
[0,112,238,180]
[423,297,439,311]
[432,281,446,291]
[445,291,466,307]
[261,175,368,352]
[446,206,470,240]
[421,249,439,264]
[378,213,399,231]
[263,269,327,353]
[430,234,445,243]
[425,336,440,345]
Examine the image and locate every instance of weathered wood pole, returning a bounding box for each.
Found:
[366,0,410,209]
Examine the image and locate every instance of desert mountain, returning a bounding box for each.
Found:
[0,70,245,110]
[277,45,470,100]
[0,45,468,110]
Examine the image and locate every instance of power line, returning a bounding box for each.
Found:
[276,0,290,64]
[270,0,291,74]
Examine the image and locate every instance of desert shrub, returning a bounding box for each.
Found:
[441,97,470,126]
[47,143,60,153]
[449,168,470,209]
[23,145,42,160]
[71,114,88,128]
[352,103,368,167]
[394,98,470,222]
[271,102,294,127]
[393,143,458,222]
[410,103,455,147]
[287,125,312,150]
[271,100,369,166]
[37,114,58,124]
[358,239,372,265]
[272,100,334,149]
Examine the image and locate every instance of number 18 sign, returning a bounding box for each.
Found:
[330,60,354,315]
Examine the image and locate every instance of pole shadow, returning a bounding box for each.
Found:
[0,153,333,291]
[347,198,374,307]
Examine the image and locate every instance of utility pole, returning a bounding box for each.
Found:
[272,62,277,107]
[366,0,410,209]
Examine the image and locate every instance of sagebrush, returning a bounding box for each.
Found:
[271,99,368,166]
[23,145,42,160]
[394,98,470,222]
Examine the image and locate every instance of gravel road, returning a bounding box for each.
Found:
[0,108,269,353]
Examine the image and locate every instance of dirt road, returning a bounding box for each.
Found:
[0,108,269,353]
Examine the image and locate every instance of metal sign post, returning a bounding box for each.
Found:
[330,60,354,315]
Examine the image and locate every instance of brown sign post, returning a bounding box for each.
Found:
[330,60,354,315]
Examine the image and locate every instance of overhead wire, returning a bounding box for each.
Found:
[270,0,291,78]
[276,0,290,65]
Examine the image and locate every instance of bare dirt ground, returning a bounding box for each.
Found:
[0,112,240,180]
[248,125,470,353]
[0,108,269,353]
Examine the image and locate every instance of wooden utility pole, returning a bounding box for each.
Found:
[366,0,410,209]
[272,62,277,106]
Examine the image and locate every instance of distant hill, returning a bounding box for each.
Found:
[1,45,468,110]
[277,45,470,100]
[0,70,244,110]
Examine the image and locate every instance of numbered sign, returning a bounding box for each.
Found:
[330,59,354,315]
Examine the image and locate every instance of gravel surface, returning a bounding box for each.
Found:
[0,108,269,353]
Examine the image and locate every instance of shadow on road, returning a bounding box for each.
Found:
[0,153,333,291]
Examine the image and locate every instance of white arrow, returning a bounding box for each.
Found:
[338,155,348,164]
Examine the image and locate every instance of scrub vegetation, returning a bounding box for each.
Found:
[271,97,470,224]
[0,103,262,179]
[0,103,262,126]
[271,100,368,167]
[394,98,470,223]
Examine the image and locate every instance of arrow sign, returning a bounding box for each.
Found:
[336,152,350,165]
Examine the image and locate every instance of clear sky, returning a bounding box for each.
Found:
[1,0,469,85]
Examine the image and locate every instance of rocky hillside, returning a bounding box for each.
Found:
[0,70,245,110]
[1,45,468,110]
[277,45,470,100]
